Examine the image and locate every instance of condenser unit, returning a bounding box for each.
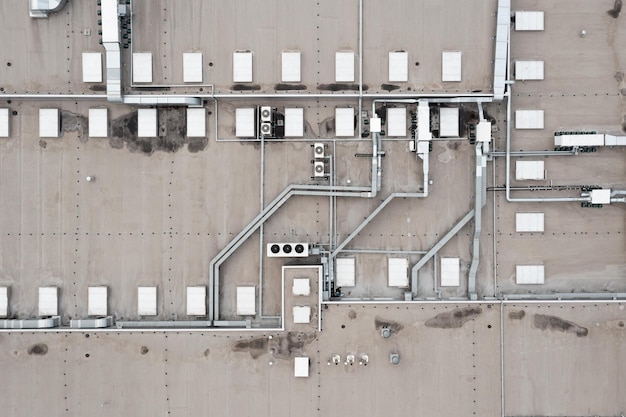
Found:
[260,122,272,136]
[266,243,309,257]
[260,106,272,122]
[313,142,325,159]
[314,161,325,177]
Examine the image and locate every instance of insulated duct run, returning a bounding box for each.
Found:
[29,0,68,18]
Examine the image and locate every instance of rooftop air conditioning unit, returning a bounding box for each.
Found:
[266,243,309,257]
[314,161,325,177]
[260,122,272,136]
[313,142,325,159]
[260,106,272,122]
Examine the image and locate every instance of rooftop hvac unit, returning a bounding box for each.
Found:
[260,106,272,122]
[266,243,309,257]
[314,161,325,177]
[313,142,325,159]
[260,122,272,136]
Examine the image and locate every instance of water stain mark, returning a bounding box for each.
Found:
[27,343,48,356]
[61,111,88,143]
[374,317,404,334]
[318,83,368,92]
[232,338,268,359]
[381,83,400,92]
[232,84,261,91]
[348,310,357,320]
[615,70,624,82]
[232,332,316,360]
[425,307,483,328]
[533,314,588,337]
[508,310,526,320]
[89,84,107,92]
[39,140,47,149]
[203,348,210,357]
[109,108,208,154]
[608,0,622,18]
[274,83,307,91]
[140,346,149,355]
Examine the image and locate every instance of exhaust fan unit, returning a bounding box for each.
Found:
[314,161,325,177]
[260,106,272,122]
[260,122,272,136]
[266,243,309,257]
[313,142,325,159]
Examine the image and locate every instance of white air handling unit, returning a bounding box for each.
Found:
[267,243,309,257]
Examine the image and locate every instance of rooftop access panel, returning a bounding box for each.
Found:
[335,51,355,82]
[186,108,206,138]
[335,108,355,137]
[440,107,460,137]
[133,53,153,83]
[233,51,253,83]
[183,52,203,83]
[515,213,545,233]
[515,11,544,31]
[235,108,256,138]
[39,108,60,138]
[515,110,544,129]
[0,108,9,137]
[82,52,103,83]
[282,51,302,82]
[389,51,408,82]
[284,108,304,137]
[88,108,108,138]
[387,107,407,137]
[440,258,461,287]
[442,51,462,82]
[137,108,158,137]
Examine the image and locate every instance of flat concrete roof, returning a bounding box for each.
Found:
[1,1,626,416]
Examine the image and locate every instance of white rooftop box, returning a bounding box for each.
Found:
[336,258,355,287]
[516,212,545,232]
[38,287,58,316]
[0,108,9,137]
[516,110,544,129]
[88,286,108,316]
[387,107,407,137]
[335,107,355,137]
[284,108,304,137]
[477,121,491,142]
[82,52,103,83]
[101,0,120,43]
[294,357,309,377]
[0,287,8,317]
[388,51,408,82]
[233,51,253,83]
[138,286,157,316]
[440,107,460,137]
[516,161,545,180]
[186,108,206,138]
[292,278,310,296]
[515,11,545,31]
[515,61,544,80]
[591,189,611,205]
[235,108,256,138]
[236,286,256,316]
[516,265,545,284]
[89,108,108,138]
[282,51,301,82]
[186,286,206,316]
[442,51,462,82]
[335,51,355,82]
[39,108,60,138]
[440,258,460,287]
[137,108,158,138]
[183,52,203,83]
[293,306,311,324]
[133,52,153,83]
[388,258,409,287]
